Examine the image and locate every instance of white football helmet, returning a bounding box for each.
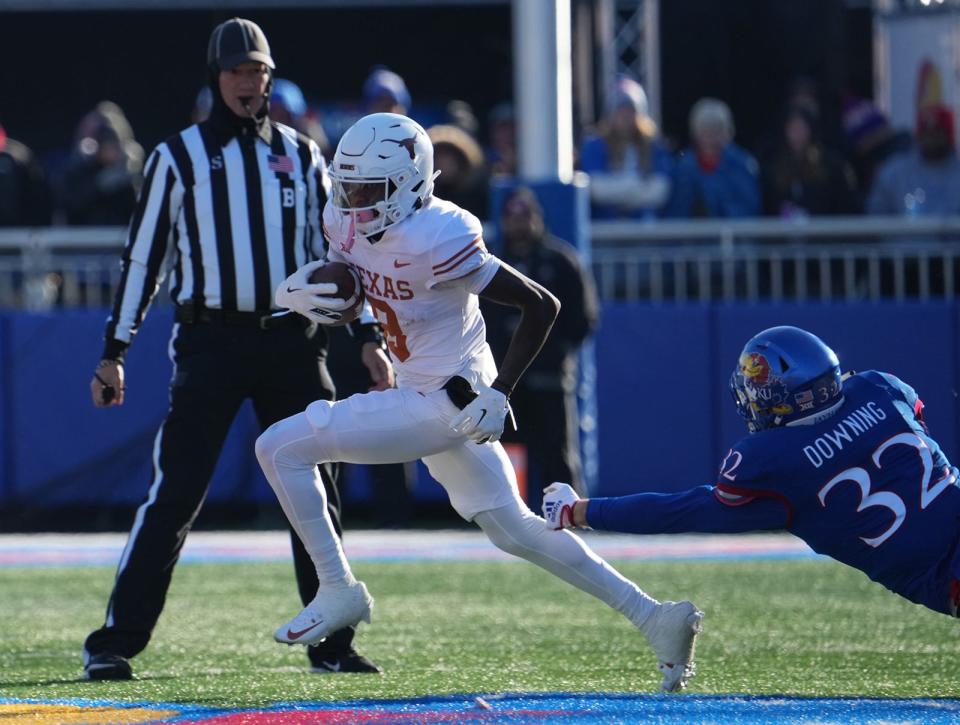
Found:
[329,112,436,237]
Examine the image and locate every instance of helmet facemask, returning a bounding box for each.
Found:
[330,167,422,237]
[730,363,794,433]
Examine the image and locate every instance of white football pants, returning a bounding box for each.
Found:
[255,386,658,626]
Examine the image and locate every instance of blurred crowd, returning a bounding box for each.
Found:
[580,74,960,221]
[3,68,959,228]
[5,64,955,518]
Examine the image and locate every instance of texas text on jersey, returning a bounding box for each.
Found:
[323,195,500,393]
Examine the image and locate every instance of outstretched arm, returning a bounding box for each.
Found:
[544,483,787,534]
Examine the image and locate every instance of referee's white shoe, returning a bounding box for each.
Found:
[274,581,373,647]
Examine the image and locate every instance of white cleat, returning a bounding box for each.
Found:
[274,581,373,647]
[641,600,703,693]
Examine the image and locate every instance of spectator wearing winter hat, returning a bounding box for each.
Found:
[667,97,761,218]
[428,123,490,218]
[362,67,410,115]
[269,78,330,157]
[579,75,673,220]
[867,103,960,216]
[842,96,912,206]
[56,101,144,226]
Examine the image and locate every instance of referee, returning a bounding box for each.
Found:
[83,18,392,680]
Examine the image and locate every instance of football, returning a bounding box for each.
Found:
[307,261,365,327]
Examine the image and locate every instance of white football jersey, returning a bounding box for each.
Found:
[323,196,501,393]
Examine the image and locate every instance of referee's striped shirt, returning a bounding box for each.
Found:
[103,120,328,353]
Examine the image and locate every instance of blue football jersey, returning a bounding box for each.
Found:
[716,370,960,614]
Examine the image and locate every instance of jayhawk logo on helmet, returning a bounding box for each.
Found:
[738,353,792,416]
[739,353,771,384]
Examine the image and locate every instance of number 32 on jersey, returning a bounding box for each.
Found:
[818,432,955,547]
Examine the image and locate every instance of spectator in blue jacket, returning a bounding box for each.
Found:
[580,75,673,220]
[668,98,760,218]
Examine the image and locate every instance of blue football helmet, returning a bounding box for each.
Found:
[730,326,844,433]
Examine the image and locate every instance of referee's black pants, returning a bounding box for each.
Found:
[84,316,355,665]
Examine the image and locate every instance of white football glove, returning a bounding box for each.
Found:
[542,482,581,530]
[449,383,511,444]
[275,260,358,325]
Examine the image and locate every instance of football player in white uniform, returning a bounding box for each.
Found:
[258,113,703,692]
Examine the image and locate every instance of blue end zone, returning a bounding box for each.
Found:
[5,694,960,724]
[281,693,960,724]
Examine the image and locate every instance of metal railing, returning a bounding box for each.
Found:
[3,216,960,308]
[0,226,127,309]
[591,216,960,302]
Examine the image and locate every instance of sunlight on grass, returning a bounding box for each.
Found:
[2,558,959,706]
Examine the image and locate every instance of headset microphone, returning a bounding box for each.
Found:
[239,96,255,118]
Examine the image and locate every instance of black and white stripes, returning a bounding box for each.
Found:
[105,122,328,346]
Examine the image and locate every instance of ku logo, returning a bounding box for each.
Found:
[210,155,224,171]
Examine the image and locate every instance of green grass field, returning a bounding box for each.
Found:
[3,556,959,707]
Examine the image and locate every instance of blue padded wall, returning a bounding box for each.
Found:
[1,302,956,509]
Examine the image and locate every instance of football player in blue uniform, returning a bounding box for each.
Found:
[543,325,960,617]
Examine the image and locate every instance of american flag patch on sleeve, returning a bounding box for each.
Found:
[268,154,295,174]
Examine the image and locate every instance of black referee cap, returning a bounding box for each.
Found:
[207,18,275,72]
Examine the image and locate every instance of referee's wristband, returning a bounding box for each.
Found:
[101,339,129,364]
